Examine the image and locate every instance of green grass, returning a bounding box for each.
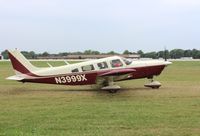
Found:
[0,61,200,136]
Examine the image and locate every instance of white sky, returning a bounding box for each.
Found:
[0,0,200,53]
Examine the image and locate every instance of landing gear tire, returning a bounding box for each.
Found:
[108,89,118,93]
[144,78,161,89]
[151,86,160,89]
[101,85,121,93]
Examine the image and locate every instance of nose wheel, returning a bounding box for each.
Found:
[144,78,161,89]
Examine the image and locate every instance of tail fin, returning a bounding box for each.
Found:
[7,49,38,75]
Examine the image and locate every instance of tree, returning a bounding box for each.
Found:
[192,49,200,59]
[84,50,92,55]
[59,52,69,56]
[137,50,144,57]
[170,49,176,59]
[175,49,184,58]
[157,50,169,60]
[21,51,32,59]
[157,51,164,58]
[29,51,36,59]
[91,51,100,55]
[184,50,192,57]
[83,50,100,55]
[42,52,49,57]
[1,50,8,59]
[165,50,170,60]
[123,50,131,54]
[144,52,157,59]
[70,51,83,55]
[170,49,184,59]
[196,52,200,59]
[107,51,118,55]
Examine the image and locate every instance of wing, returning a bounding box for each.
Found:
[96,68,136,86]
[98,68,136,77]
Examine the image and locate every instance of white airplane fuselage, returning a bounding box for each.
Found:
[7,50,171,89]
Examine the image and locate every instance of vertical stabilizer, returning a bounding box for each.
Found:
[8,49,38,75]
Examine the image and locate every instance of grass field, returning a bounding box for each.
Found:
[0,61,200,136]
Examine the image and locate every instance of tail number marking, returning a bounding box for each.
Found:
[55,75,87,84]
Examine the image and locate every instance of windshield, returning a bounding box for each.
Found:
[122,58,132,65]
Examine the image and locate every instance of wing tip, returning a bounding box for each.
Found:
[6,75,24,81]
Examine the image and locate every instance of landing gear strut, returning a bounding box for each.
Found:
[144,78,161,89]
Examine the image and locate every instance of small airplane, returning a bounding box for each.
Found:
[7,49,172,93]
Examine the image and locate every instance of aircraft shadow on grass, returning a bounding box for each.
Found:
[7,85,158,95]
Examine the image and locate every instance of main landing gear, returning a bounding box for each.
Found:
[101,77,121,93]
[144,78,161,89]
[101,85,121,93]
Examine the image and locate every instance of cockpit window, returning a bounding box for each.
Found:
[110,59,123,68]
[97,62,108,69]
[82,65,95,71]
[122,58,132,65]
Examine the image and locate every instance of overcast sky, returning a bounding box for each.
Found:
[0,0,200,53]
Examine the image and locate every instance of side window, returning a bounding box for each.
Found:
[97,62,108,69]
[82,65,95,72]
[72,68,79,73]
[110,59,123,68]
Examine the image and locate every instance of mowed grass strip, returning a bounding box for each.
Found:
[0,61,200,136]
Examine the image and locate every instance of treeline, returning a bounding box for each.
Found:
[137,49,200,59]
[1,50,119,59]
[1,49,200,59]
